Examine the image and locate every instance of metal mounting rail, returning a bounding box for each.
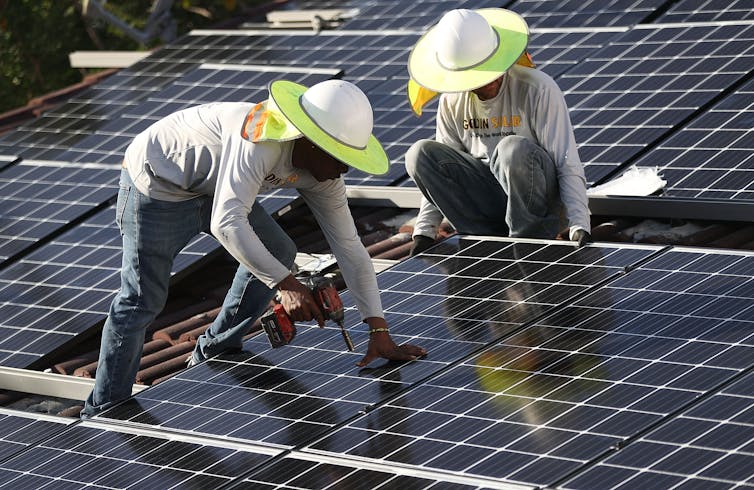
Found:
[345,185,423,208]
[0,366,147,402]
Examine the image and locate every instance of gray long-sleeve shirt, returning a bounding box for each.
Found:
[413,64,590,239]
[124,101,383,319]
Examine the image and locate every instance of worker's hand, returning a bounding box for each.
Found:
[277,274,325,327]
[572,229,592,247]
[356,318,427,367]
[409,235,435,256]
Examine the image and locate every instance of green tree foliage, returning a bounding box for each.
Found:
[0,1,98,112]
[0,0,251,113]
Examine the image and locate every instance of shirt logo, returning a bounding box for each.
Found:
[264,172,298,186]
[463,116,521,130]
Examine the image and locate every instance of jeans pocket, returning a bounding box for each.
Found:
[115,184,131,235]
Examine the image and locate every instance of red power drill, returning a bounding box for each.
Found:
[260,275,355,351]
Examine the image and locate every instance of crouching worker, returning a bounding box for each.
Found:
[82,79,427,418]
[405,8,591,256]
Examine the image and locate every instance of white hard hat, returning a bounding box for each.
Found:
[435,9,498,70]
[300,79,373,150]
[269,79,389,175]
[408,8,529,93]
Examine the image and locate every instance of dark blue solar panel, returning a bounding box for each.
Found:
[632,76,754,200]
[243,452,489,488]
[0,162,119,264]
[0,69,178,163]
[48,65,339,165]
[0,412,70,464]
[659,0,754,23]
[508,0,667,28]
[558,22,754,185]
[306,245,754,487]
[0,422,277,487]
[564,371,754,488]
[95,238,660,456]
[340,0,501,30]
[0,206,218,368]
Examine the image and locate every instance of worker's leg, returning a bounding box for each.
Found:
[405,139,509,236]
[82,170,208,418]
[192,202,297,362]
[490,135,561,238]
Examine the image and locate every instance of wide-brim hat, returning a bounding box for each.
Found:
[408,8,529,93]
[268,80,389,176]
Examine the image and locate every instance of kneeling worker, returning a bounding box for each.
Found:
[405,8,591,255]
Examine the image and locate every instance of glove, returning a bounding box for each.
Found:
[572,229,592,247]
[409,235,435,256]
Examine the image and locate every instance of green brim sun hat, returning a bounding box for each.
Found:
[268,79,389,176]
[408,8,529,93]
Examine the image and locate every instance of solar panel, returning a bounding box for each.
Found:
[0,161,119,265]
[0,410,71,464]
[563,371,754,488]
[508,0,667,28]
[558,21,754,185]
[659,0,754,23]
[529,28,628,79]
[94,238,661,452]
[632,76,754,200]
[340,0,502,30]
[0,206,218,368]
[302,245,754,487]
[0,69,178,163]
[0,421,279,487]
[241,451,512,489]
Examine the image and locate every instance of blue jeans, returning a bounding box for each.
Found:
[82,170,296,418]
[405,136,561,238]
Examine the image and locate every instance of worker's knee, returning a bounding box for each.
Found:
[405,139,439,179]
[494,135,531,173]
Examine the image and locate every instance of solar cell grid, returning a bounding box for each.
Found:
[559,21,754,185]
[240,452,503,489]
[301,244,754,487]
[0,411,71,464]
[0,206,217,368]
[563,371,754,489]
[95,238,661,466]
[509,0,667,28]
[659,0,754,23]
[0,421,278,488]
[0,161,119,264]
[632,76,754,200]
[528,28,627,79]
[0,69,178,163]
[340,0,502,30]
[55,64,338,174]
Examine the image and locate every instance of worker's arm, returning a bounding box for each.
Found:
[299,181,427,365]
[211,140,291,287]
[532,78,591,237]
